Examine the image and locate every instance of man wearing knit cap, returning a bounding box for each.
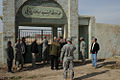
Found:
[60,37,76,80]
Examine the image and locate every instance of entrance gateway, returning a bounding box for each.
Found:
[1,0,95,63]
[16,0,67,39]
[17,0,67,62]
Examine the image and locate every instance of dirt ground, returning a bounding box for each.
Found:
[0,56,120,80]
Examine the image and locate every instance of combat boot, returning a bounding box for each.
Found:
[69,78,73,80]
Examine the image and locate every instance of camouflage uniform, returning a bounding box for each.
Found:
[80,40,86,63]
[60,43,76,80]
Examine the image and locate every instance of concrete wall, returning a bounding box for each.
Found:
[67,0,79,59]
[95,23,120,59]
[0,33,3,63]
[2,0,16,63]
[88,17,96,59]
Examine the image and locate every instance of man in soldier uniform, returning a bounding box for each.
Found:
[60,38,76,80]
[41,36,48,64]
[80,37,86,64]
[15,39,24,70]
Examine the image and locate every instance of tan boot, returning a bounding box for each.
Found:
[69,78,73,80]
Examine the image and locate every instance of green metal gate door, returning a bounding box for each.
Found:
[19,28,52,63]
[19,27,62,63]
[78,25,89,59]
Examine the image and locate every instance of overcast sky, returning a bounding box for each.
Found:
[0,0,120,32]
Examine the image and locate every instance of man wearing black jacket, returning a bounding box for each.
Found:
[31,39,38,67]
[90,38,100,68]
[6,41,14,73]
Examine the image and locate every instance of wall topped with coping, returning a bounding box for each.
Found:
[95,23,120,59]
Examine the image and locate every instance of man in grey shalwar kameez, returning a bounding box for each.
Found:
[41,36,48,64]
[20,37,27,64]
[60,38,76,80]
[15,39,24,70]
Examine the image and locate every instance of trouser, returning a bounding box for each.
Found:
[7,60,13,72]
[32,53,36,67]
[22,53,26,63]
[15,54,24,69]
[91,53,97,68]
[50,55,58,69]
[42,50,48,63]
[63,59,74,79]
[81,51,86,62]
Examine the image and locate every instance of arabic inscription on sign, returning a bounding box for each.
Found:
[22,5,63,19]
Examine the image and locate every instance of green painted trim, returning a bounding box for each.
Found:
[16,0,67,26]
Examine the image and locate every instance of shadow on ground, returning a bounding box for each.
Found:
[74,59,105,67]
[16,63,50,72]
[74,70,109,80]
[97,61,116,68]
[16,59,109,72]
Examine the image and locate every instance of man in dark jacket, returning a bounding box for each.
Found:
[31,39,38,67]
[90,38,100,68]
[6,41,14,73]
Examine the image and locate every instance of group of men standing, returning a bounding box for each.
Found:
[6,36,68,71]
[31,36,49,68]
[80,37,100,68]
[6,36,99,80]
[49,37,67,70]
[6,37,27,72]
[49,36,76,80]
[6,36,49,72]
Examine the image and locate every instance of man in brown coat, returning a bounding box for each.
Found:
[50,37,60,70]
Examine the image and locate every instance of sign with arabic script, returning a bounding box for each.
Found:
[22,5,63,19]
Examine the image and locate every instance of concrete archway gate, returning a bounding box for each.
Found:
[1,0,79,63]
[1,0,120,64]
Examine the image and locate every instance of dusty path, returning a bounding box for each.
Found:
[0,57,120,80]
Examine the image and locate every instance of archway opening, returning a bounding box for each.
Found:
[15,0,67,63]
